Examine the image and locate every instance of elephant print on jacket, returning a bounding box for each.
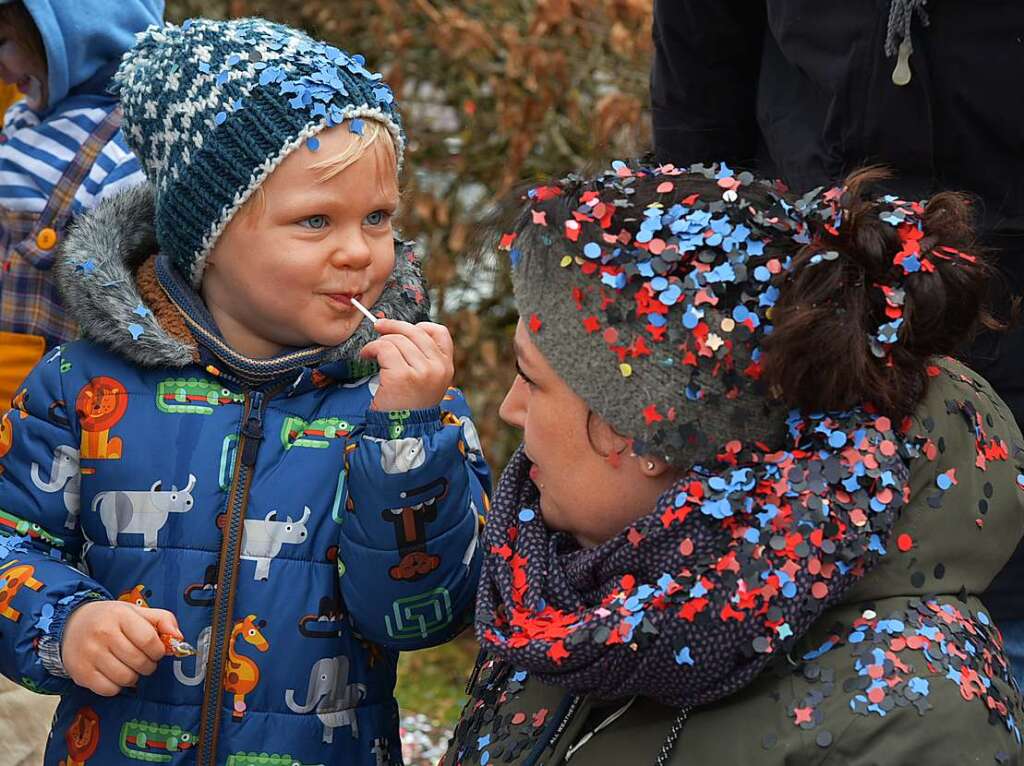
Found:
[91,474,196,550]
[285,654,367,743]
[31,444,81,529]
[75,376,127,460]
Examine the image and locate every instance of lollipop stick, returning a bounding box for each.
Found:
[350,297,379,325]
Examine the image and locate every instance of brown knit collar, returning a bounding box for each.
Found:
[135,255,201,364]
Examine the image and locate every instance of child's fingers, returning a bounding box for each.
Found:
[135,607,182,640]
[114,629,160,674]
[122,611,168,662]
[95,653,140,690]
[365,335,427,371]
[375,320,448,362]
[418,322,455,360]
[83,670,122,698]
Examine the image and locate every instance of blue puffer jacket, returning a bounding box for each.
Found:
[0,185,491,766]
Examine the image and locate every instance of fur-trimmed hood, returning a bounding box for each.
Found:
[54,183,431,369]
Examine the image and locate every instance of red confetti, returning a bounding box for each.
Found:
[897,533,913,552]
[643,404,663,425]
[529,313,542,334]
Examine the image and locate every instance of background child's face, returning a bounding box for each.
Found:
[0,22,47,111]
[202,124,399,358]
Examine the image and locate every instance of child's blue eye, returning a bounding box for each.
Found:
[300,215,328,230]
[365,210,392,227]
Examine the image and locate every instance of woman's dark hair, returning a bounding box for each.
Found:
[0,3,46,74]
[761,167,1002,420]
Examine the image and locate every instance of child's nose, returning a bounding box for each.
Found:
[328,230,373,270]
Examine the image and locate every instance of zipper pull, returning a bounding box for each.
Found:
[892,39,913,86]
[240,391,265,466]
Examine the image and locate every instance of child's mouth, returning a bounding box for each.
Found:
[325,293,363,309]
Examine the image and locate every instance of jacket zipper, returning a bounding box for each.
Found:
[195,389,269,765]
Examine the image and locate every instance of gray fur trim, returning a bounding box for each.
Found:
[55,184,430,369]
[55,183,194,368]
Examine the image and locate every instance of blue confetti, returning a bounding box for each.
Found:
[675,646,694,666]
[518,509,535,523]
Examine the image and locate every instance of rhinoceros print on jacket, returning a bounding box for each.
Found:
[240,507,311,581]
[90,474,196,550]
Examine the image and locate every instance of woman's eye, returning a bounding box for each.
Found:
[300,215,328,230]
[365,210,392,227]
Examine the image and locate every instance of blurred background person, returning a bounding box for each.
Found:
[0,0,163,405]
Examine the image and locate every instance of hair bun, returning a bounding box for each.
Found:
[763,168,1000,420]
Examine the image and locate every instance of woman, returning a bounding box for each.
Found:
[442,162,1024,764]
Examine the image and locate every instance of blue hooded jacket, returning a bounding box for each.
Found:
[0,184,492,765]
[0,0,163,215]
[18,0,165,111]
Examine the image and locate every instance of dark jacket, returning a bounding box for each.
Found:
[650,0,1024,624]
[0,185,492,765]
[443,359,1024,765]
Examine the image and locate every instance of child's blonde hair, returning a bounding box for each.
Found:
[240,119,398,222]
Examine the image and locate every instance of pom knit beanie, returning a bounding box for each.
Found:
[113,17,404,287]
[505,162,802,466]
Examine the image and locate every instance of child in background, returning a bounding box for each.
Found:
[0,18,490,766]
[0,0,163,404]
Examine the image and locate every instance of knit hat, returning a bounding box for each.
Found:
[113,17,404,287]
[505,161,804,465]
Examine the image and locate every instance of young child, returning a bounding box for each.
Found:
[0,18,490,766]
[0,0,163,404]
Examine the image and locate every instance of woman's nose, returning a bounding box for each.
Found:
[499,377,527,428]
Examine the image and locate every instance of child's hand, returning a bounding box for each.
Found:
[61,601,181,696]
[360,319,455,412]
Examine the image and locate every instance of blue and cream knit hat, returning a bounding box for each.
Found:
[114,17,404,287]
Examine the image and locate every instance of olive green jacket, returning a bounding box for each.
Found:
[444,360,1024,766]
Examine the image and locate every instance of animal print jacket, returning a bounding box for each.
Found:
[0,185,491,766]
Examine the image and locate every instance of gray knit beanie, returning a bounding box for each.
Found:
[113,17,404,287]
[505,162,802,465]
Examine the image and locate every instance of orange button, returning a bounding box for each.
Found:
[35,227,58,250]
